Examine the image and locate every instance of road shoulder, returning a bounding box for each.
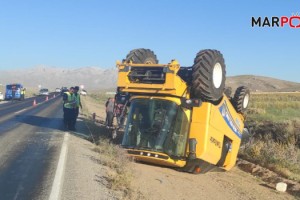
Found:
[60,113,122,200]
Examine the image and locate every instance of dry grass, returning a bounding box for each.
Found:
[93,140,133,191]
[241,92,300,182]
[81,93,134,199]
[25,87,40,98]
[240,139,300,181]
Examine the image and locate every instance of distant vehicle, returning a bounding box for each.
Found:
[55,88,61,93]
[61,87,68,95]
[80,89,87,96]
[5,83,25,100]
[39,88,49,96]
[0,92,4,101]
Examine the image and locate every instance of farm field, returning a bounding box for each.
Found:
[240,92,300,182]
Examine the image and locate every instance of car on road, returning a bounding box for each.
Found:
[61,87,68,95]
[0,92,4,101]
[55,88,61,93]
[80,89,87,96]
[39,88,49,96]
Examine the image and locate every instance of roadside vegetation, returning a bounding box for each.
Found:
[81,92,134,199]
[89,89,115,104]
[25,87,39,98]
[239,92,300,182]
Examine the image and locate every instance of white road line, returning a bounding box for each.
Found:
[14,108,27,114]
[49,132,69,200]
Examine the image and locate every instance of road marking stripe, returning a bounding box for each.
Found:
[49,132,69,200]
[14,108,27,114]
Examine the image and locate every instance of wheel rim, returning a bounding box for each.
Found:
[213,63,223,88]
[243,93,250,109]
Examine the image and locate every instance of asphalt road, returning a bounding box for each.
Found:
[0,93,66,200]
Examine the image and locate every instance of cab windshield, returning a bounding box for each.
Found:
[122,98,190,157]
[6,84,21,90]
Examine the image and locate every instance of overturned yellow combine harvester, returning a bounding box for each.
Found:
[116,48,250,173]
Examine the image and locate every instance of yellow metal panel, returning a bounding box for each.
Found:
[130,95,182,105]
[126,150,186,167]
[223,140,241,170]
[207,97,244,170]
[188,98,245,167]
[189,103,220,163]
[116,61,188,97]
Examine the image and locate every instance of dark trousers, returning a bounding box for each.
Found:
[117,115,125,128]
[74,107,79,126]
[64,108,75,130]
[106,111,114,127]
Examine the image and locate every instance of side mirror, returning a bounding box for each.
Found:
[188,138,197,160]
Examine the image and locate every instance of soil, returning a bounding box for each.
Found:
[130,162,295,200]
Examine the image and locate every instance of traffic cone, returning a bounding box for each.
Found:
[33,99,37,106]
[46,96,49,101]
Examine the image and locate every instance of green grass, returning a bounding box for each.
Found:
[247,92,300,122]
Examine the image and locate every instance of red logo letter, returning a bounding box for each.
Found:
[289,16,300,28]
[281,16,289,27]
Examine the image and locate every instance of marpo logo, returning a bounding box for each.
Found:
[252,13,300,28]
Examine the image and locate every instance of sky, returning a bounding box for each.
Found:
[0,0,299,82]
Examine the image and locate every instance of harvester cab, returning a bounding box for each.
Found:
[116,48,250,173]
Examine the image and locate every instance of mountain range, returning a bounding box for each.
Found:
[0,66,299,92]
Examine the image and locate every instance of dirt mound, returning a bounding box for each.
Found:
[237,159,300,197]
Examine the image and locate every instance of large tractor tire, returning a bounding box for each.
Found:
[224,87,232,98]
[191,49,226,102]
[233,86,250,114]
[125,48,158,64]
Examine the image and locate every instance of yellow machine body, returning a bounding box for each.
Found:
[117,60,245,172]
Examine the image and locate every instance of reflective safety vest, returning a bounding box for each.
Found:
[64,92,76,109]
[74,93,81,108]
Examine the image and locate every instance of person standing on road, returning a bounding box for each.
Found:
[20,88,26,100]
[105,97,115,128]
[11,89,16,102]
[73,86,82,128]
[63,87,76,130]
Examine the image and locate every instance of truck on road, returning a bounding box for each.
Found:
[5,83,25,101]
